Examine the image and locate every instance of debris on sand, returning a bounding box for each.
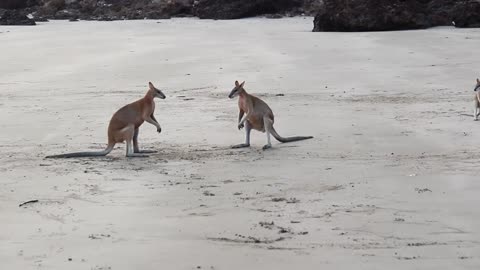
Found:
[259,221,275,229]
[415,188,432,194]
[18,200,39,207]
[208,234,285,244]
[203,191,215,196]
[286,198,300,204]
[89,234,111,240]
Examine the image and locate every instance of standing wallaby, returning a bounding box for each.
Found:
[46,82,166,158]
[474,78,480,121]
[228,80,313,150]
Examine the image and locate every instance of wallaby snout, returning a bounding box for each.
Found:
[158,92,166,99]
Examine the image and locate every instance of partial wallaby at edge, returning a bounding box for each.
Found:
[228,80,313,150]
[46,82,166,158]
[473,78,480,121]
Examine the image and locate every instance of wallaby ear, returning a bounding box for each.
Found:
[239,81,245,87]
[235,80,239,87]
[149,82,154,89]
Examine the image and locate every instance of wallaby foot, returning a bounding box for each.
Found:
[134,149,157,154]
[262,144,272,150]
[126,136,149,157]
[126,153,149,158]
[232,143,250,149]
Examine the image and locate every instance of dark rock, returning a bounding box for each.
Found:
[33,16,49,22]
[301,0,323,15]
[313,0,480,32]
[53,9,80,20]
[73,0,193,20]
[265,13,284,19]
[193,0,303,19]
[0,9,36,25]
[1,0,323,21]
[0,0,38,10]
[451,1,480,28]
[313,0,433,32]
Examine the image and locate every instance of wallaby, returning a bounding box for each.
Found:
[46,82,166,158]
[228,80,313,150]
[474,78,480,121]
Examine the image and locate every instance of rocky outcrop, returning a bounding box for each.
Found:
[193,0,303,19]
[451,0,480,28]
[0,0,38,10]
[0,0,323,22]
[313,0,480,32]
[0,9,36,25]
[34,0,194,20]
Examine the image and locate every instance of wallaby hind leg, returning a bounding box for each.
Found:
[474,101,477,121]
[232,121,251,149]
[262,117,273,150]
[133,128,157,153]
[474,101,479,121]
[123,125,149,158]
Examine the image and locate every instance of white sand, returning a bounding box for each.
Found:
[1,17,480,269]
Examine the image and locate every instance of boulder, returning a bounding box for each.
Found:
[193,0,303,19]
[0,9,36,25]
[313,0,480,32]
[451,0,480,28]
[0,0,38,10]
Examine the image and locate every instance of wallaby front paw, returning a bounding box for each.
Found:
[157,127,162,133]
[238,123,244,130]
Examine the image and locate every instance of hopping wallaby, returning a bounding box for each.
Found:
[46,82,166,158]
[474,78,480,121]
[228,80,313,150]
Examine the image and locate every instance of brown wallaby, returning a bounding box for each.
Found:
[46,82,166,158]
[474,78,480,121]
[228,80,313,150]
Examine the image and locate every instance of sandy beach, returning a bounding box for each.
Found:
[1,17,480,269]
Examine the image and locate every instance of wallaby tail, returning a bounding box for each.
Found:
[45,143,115,159]
[269,126,313,143]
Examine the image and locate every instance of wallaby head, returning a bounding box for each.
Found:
[228,80,245,99]
[475,78,480,91]
[149,82,166,99]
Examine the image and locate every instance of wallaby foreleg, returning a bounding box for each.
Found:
[238,113,249,129]
[232,121,251,149]
[145,116,162,133]
[237,110,245,129]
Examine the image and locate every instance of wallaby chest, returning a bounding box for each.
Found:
[238,95,249,112]
[141,98,155,116]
